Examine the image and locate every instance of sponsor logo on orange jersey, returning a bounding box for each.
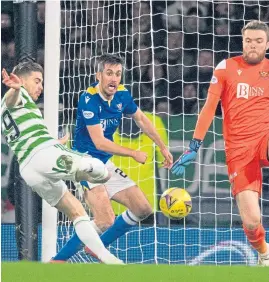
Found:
[236,83,264,99]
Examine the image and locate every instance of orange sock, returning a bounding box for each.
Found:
[243,224,267,254]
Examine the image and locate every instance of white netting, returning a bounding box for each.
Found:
[57,0,269,265]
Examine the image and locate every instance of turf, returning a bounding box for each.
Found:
[2,262,269,282]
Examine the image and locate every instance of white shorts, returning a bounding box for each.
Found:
[81,160,136,199]
[20,144,84,207]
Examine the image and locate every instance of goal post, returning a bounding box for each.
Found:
[42,0,61,262]
[43,0,269,264]
[13,0,39,261]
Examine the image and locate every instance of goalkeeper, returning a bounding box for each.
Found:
[52,53,173,262]
[1,62,123,264]
[172,20,269,266]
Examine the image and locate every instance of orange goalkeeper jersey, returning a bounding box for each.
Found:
[195,56,269,164]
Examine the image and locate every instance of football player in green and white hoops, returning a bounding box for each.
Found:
[1,61,123,264]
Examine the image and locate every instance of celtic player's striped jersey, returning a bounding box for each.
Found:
[1,87,57,167]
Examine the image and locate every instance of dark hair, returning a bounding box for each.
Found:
[241,20,269,42]
[97,53,124,72]
[12,61,43,77]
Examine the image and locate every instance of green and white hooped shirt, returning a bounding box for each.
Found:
[1,87,57,168]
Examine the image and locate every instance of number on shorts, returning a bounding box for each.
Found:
[115,168,127,178]
[2,110,20,142]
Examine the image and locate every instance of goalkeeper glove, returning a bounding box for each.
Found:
[171,138,203,176]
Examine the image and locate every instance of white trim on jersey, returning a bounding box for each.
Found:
[215,59,227,70]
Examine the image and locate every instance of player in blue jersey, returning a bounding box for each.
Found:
[52,53,173,262]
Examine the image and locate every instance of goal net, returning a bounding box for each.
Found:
[56,0,269,265]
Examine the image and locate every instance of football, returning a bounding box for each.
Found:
[159,188,192,219]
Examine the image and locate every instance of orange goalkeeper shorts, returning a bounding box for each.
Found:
[227,133,269,197]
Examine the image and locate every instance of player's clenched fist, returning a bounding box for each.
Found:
[132,150,148,164]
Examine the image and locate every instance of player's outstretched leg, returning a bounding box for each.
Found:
[52,184,112,262]
[53,183,152,262]
[97,210,140,247]
[53,209,140,261]
[55,191,123,264]
[52,220,101,262]
[86,185,153,254]
[53,185,151,261]
[83,210,141,258]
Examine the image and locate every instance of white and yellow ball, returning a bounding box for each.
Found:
[159,188,192,219]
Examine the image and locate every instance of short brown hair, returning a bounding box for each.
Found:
[13,61,43,77]
[241,20,269,42]
[97,54,124,72]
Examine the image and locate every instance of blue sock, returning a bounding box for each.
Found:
[100,210,139,247]
[52,210,138,261]
[53,232,83,261]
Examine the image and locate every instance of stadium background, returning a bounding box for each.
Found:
[1,0,269,265]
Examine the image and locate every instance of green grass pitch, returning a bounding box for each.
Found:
[2,263,269,282]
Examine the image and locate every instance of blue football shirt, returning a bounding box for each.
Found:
[73,82,138,163]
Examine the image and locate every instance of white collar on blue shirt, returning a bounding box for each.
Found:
[96,83,115,103]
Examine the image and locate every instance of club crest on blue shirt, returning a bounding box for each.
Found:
[116,103,122,112]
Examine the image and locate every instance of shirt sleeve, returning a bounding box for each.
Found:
[207,59,227,98]
[193,60,227,140]
[18,87,28,106]
[80,94,100,126]
[193,93,221,140]
[7,87,28,108]
[123,91,138,115]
